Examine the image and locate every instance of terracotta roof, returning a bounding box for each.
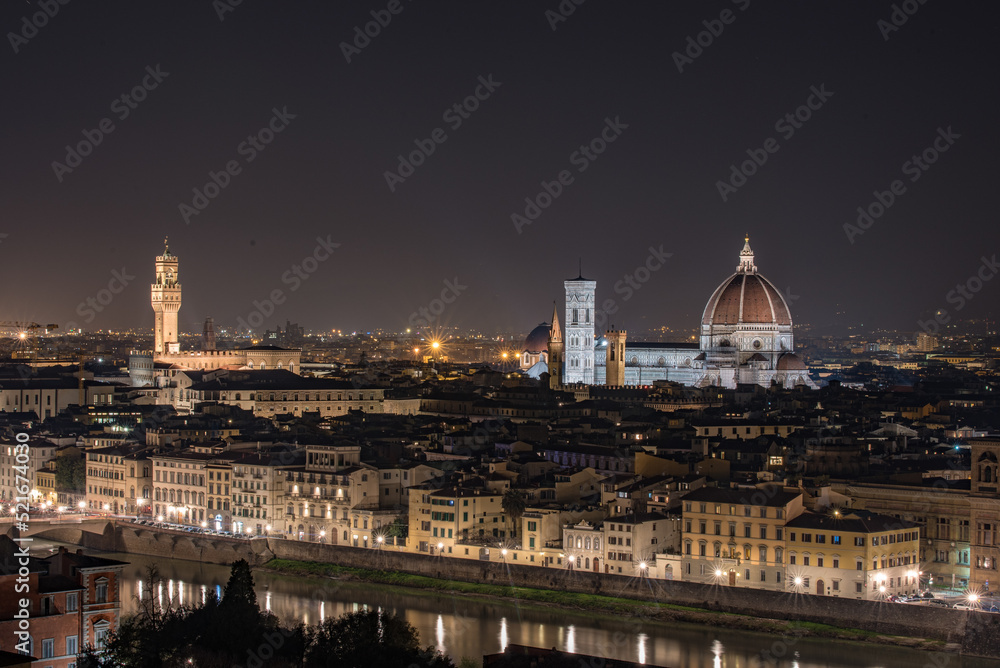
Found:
[702,273,791,326]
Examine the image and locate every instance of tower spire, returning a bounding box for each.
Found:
[737,235,756,274]
[549,302,562,343]
[163,236,170,257]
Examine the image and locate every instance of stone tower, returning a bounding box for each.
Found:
[563,272,596,385]
[547,303,563,390]
[151,237,181,355]
[202,317,216,351]
[605,328,626,387]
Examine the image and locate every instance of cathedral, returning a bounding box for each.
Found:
[537,237,816,390]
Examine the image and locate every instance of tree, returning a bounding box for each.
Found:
[55,454,85,494]
[222,558,258,611]
[501,488,528,538]
[386,515,408,542]
[305,609,454,668]
[78,561,302,668]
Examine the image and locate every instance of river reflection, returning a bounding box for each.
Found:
[35,543,996,667]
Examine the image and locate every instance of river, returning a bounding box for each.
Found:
[31,540,995,667]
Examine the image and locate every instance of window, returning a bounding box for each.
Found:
[856,582,863,593]
[804,556,810,566]
[42,638,54,659]
[832,535,841,545]
[94,623,110,650]
[95,580,108,603]
[832,558,839,569]
[66,635,78,656]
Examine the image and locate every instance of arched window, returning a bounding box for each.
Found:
[576,537,582,549]
[594,538,600,550]
[774,547,783,563]
[585,537,591,550]
[758,546,768,562]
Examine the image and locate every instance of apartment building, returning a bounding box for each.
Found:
[150,451,213,525]
[681,486,804,590]
[84,446,151,515]
[408,484,505,555]
[602,512,679,575]
[784,510,921,600]
[0,437,58,504]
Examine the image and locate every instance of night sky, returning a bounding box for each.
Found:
[2,1,997,337]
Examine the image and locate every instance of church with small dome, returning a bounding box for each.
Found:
[543,237,816,390]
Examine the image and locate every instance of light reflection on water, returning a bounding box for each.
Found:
[34,543,994,668]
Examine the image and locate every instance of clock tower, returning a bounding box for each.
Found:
[151,237,181,355]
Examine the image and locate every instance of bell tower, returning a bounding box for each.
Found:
[605,328,627,387]
[151,237,181,355]
[564,270,596,385]
[547,304,563,390]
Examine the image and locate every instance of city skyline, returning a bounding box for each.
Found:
[1,2,997,336]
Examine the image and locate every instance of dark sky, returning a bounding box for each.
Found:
[2,1,997,338]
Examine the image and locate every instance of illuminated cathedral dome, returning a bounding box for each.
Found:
[699,237,795,362]
[702,237,791,327]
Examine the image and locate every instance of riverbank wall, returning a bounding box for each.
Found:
[15,522,1000,658]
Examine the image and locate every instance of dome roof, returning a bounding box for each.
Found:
[702,238,791,327]
[776,353,807,371]
[523,322,550,353]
